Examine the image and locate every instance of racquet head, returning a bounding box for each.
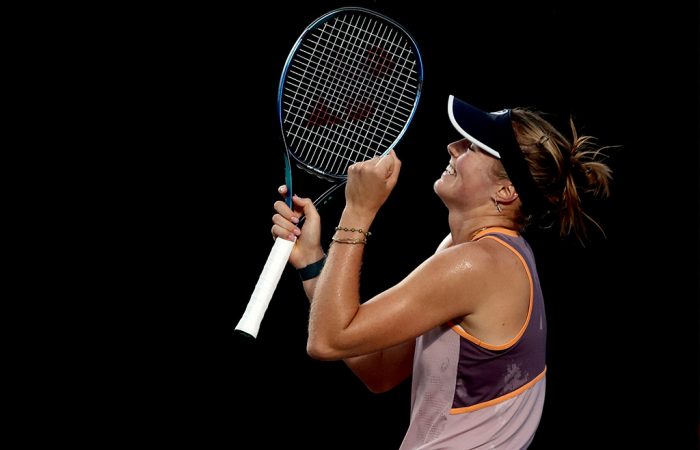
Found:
[278,7,423,184]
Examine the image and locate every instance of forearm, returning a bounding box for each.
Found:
[307,208,374,359]
[302,262,409,391]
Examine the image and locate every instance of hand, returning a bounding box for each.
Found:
[271,185,324,269]
[345,150,401,218]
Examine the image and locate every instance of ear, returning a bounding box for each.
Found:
[495,182,519,205]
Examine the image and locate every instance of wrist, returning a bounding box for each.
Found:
[333,210,374,246]
[340,207,375,229]
[297,253,327,281]
[294,248,326,269]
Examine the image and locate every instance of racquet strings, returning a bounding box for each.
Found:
[281,12,420,177]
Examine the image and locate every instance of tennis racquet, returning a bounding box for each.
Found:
[235,7,423,338]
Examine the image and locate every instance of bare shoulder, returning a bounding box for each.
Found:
[367,235,528,339]
[396,239,507,316]
[402,239,509,300]
[417,237,526,303]
[427,237,507,273]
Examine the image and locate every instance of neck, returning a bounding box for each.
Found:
[447,207,516,244]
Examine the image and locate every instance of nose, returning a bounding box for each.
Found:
[447,140,460,158]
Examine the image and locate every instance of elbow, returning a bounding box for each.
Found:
[306,338,343,361]
[306,347,398,394]
[363,371,402,394]
[365,382,393,394]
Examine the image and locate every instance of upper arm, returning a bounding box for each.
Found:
[323,243,496,358]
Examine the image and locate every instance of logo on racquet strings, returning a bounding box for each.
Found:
[307,45,394,127]
[308,98,374,126]
[366,45,394,77]
[308,102,345,126]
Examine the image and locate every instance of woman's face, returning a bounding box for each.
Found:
[434,138,500,208]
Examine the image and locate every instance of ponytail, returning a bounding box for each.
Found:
[510,108,613,242]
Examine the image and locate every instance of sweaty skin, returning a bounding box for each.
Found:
[272,143,530,392]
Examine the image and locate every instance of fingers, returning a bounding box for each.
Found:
[272,203,300,241]
[273,199,299,223]
[292,194,320,222]
[272,186,300,241]
[273,185,316,241]
[382,149,401,183]
[276,184,319,218]
[376,149,401,174]
[348,150,402,180]
[271,212,300,241]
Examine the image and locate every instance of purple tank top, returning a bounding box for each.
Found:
[400,229,547,449]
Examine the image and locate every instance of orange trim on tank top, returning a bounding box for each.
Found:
[449,368,546,414]
[448,233,534,351]
[470,226,519,241]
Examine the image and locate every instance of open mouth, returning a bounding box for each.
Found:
[444,164,456,176]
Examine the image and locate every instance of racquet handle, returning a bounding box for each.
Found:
[235,238,295,338]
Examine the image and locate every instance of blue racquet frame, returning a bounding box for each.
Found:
[236,7,423,338]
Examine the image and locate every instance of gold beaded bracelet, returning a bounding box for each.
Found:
[334,226,372,238]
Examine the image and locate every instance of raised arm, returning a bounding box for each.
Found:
[307,153,492,360]
[272,184,414,393]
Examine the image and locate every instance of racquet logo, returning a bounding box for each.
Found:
[347,97,373,121]
[308,97,375,126]
[366,46,395,77]
[306,44,393,127]
[308,100,344,126]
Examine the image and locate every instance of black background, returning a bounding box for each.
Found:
[119,1,699,448]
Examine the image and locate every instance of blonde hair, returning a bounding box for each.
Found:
[507,108,613,242]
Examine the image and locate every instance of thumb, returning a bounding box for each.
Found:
[292,195,319,220]
[377,149,401,179]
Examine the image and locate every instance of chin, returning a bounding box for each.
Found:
[433,178,446,199]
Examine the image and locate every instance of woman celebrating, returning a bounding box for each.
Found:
[271,95,612,448]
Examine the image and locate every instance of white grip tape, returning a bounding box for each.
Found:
[235,238,295,338]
